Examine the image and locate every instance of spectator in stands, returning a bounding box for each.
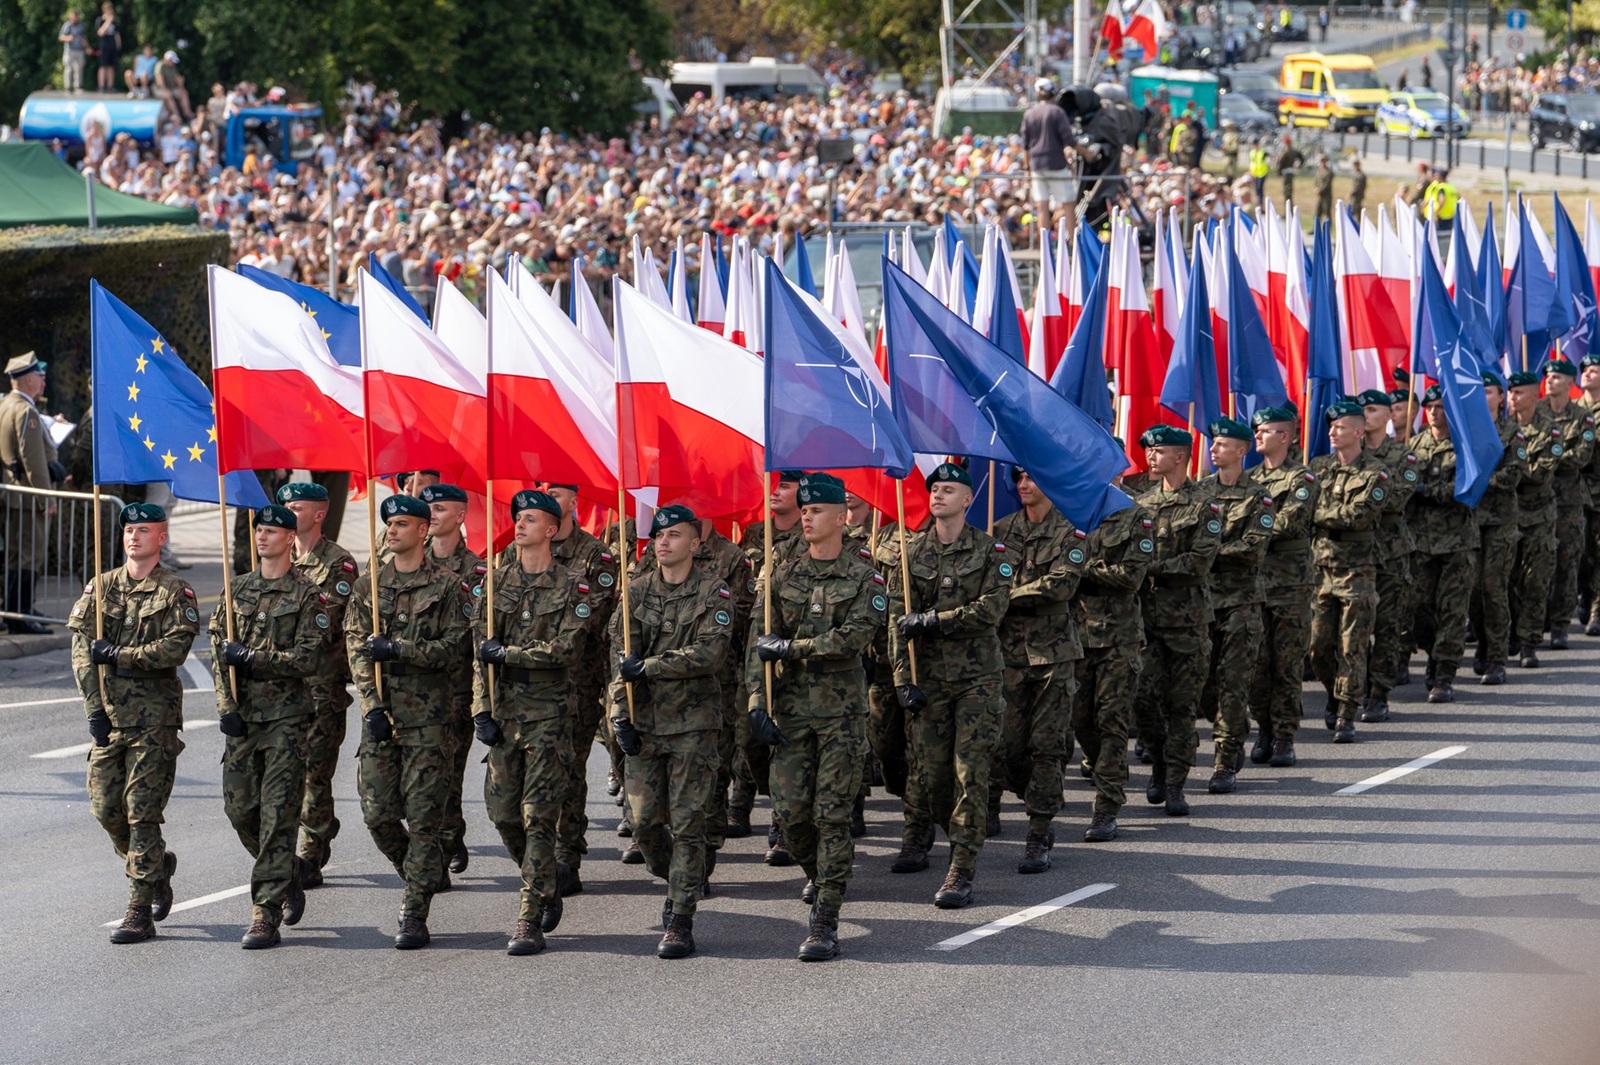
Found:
[58,10,88,93]
[124,44,155,97]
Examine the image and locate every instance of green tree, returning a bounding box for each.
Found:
[766,0,943,78]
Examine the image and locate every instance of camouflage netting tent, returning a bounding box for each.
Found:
[0,225,230,420]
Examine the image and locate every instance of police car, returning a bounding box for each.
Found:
[1374,91,1471,139]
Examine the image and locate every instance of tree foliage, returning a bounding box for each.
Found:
[765,0,943,78]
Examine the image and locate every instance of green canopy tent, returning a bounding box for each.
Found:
[0,141,198,228]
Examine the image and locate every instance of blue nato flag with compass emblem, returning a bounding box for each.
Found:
[1418,228,1502,507]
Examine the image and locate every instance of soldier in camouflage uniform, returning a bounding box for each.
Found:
[1247,406,1319,767]
[1536,359,1597,647]
[746,473,883,960]
[1,354,61,633]
[874,516,933,868]
[990,465,1085,869]
[209,504,327,949]
[1578,355,1600,634]
[1309,400,1389,740]
[345,494,474,950]
[888,463,1009,908]
[1357,390,1420,721]
[1467,374,1525,685]
[473,490,591,956]
[1133,424,1221,816]
[1410,385,1483,703]
[607,504,734,960]
[67,503,198,943]
[1199,418,1274,792]
[1508,371,1564,668]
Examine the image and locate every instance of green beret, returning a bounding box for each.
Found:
[1207,417,1251,442]
[542,483,579,492]
[1389,388,1411,404]
[1580,354,1600,369]
[1249,405,1295,428]
[1356,388,1393,408]
[1009,464,1029,482]
[1325,399,1365,423]
[119,502,166,525]
[418,483,468,505]
[925,461,974,490]
[1507,371,1539,389]
[1283,400,1299,417]
[797,472,846,505]
[277,482,328,503]
[1544,357,1577,378]
[1390,365,1409,385]
[1140,424,1193,449]
[380,494,430,523]
[1422,384,1444,404]
[510,489,562,521]
[651,503,698,534]
[1481,370,1504,390]
[777,470,808,484]
[254,504,297,531]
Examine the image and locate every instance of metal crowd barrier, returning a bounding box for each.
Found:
[0,484,125,626]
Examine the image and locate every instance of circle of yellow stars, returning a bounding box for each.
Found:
[125,336,219,470]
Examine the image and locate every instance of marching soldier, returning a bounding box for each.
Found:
[887,462,1010,907]
[746,473,882,959]
[1578,355,1600,634]
[1,353,61,633]
[608,504,735,960]
[209,504,326,949]
[1536,359,1597,647]
[1134,424,1220,816]
[1507,372,1563,668]
[1410,385,1482,703]
[1467,374,1526,685]
[991,465,1085,870]
[473,490,591,955]
[1358,389,1419,722]
[1199,418,1273,792]
[345,494,473,950]
[67,502,199,943]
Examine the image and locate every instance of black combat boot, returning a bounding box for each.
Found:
[765,825,793,867]
[507,918,545,956]
[1359,695,1390,723]
[394,914,430,950]
[109,903,155,944]
[1083,811,1118,842]
[240,913,280,950]
[1164,785,1190,816]
[1249,731,1272,765]
[933,865,974,909]
[540,890,563,934]
[1520,647,1540,668]
[621,840,644,864]
[801,879,817,904]
[1207,765,1237,794]
[283,856,308,926]
[724,805,751,839]
[556,860,583,898]
[1145,754,1168,805]
[1332,717,1357,743]
[1268,739,1296,767]
[797,906,841,962]
[657,913,696,959]
[1550,625,1570,650]
[1017,829,1054,874]
[448,838,469,874]
[1587,608,1600,637]
[151,851,177,922]
[849,795,866,839]
[1427,681,1455,703]
[1482,663,1506,685]
[985,798,1002,838]
[890,838,929,874]
[1394,655,1412,686]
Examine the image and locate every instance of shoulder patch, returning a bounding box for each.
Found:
[1304,472,1316,482]
[1208,502,1220,512]
[317,592,328,604]
[335,580,351,596]
[315,613,329,629]
[1405,453,1418,462]
[1373,486,1387,501]
[1260,496,1274,507]
[1553,443,1565,456]
[475,563,487,575]
[341,561,356,573]
[993,542,1007,552]
[871,572,886,585]
[871,594,887,612]
[1138,537,1155,553]
[461,581,472,593]
[599,551,615,563]
[1377,470,1389,480]
[714,609,730,626]
[183,587,196,598]
[1142,518,1153,528]
[577,581,591,595]
[1403,468,1418,482]
[859,547,873,560]
[1073,528,1088,539]
[83,581,93,594]
[1205,518,1222,534]
[576,602,592,619]
[1067,547,1086,564]
[717,586,731,599]
[998,561,1014,578]
[1517,447,1529,460]
[1259,514,1274,529]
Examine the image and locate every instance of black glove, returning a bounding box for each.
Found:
[612,714,642,756]
[364,708,393,743]
[896,684,928,714]
[87,708,112,747]
[755,633,793,662]
[218,711,248,738]
[618,655,647,683]
[220,641,257,670]
[896,610,941,640]
[473,711,503,747]
[366,634,402,662]
[748,707,789,747]
[861,653,877,685]
[477,638,508,666]
[89,639,119,666]
[47,460,67,483]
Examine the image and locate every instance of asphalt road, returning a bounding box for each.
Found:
[2,630,1598,1065]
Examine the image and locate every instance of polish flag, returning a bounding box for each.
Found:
[632,237,673,309]
[1064,226,1092,340]
[1106,218,1168,469]
[825,239,869,349]
[1282,208,1313,411]
[901,227,928,288]
[670,237,695,324]
[723,239,760,352]
[1153,210,1182,364]
[925,227,950,303]
[1102,0,1126,57]
[1585,201,1600,300]
[209,265,365,476]
[1205,224,1231,407]
[614,279,765,523]
[1265,206,1291,371]
[1376,205,1415,352]
[696,233,727,334]
[1028,228,1069,379]
[947,241,971,322]
[1336,203,1407,392]
[1233,210,1275,352]
[1122,0,1169,59]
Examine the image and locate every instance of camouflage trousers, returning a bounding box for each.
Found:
[770,711,867,916]
[626,728,719,917]
[298,677,351,866]
[1202,602,1262,766]
[993,662,1077,834]
[1546,505,1587,633]
[1250,588,1313,741]
[1511,521,1557,649]
[557,673,606,867]
[223,716,311,924]
[87,724,183,905]
[485,716,571,923]
[704,708,736,852]
[1136,624,1210,788]
[440,688,473,856]
[1580,505,1600,623]
[356,724,449,920]
[908,675,1003,870]
[1310,561,1377,708]
[867,679,909,798]
[1470,525,1519,667]
[1073,640,1140,815]
[1413,550,1473,682]
[728,725,772,815]
[1367,552,1412,698]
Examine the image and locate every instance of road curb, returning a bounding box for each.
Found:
[0,632,72,660]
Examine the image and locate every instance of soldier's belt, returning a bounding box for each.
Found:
[113,667,178,680]
[1318,529,1375,543]
[383,663,444,678]
[1149,574,1204,588]
[1268,538,1310,554]
[500,666,566,684]
[797,658,862,675]
[1006,601,1074,617]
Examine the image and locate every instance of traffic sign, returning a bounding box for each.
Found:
[1506,8,1528,30]
[1506,30,1525,51]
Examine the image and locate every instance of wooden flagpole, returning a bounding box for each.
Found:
[895,479,917,683]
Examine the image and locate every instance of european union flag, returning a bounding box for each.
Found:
[90,281,269,507]
[236,264,361,367]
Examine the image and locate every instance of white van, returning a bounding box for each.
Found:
[636,77,682,126]
[932,79,1024,136]
[667,58,827,105]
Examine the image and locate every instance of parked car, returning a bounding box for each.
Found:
[1528,92,1600,152]
[1375,91,1471,139]
[1272,8,1311,41]
[1218,91,1278,133]
[1218,67,1281,112]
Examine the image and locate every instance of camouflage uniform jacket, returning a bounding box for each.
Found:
[291,535,358,684]
[887,522,1011,686]
[68,565,200,727]
[1513,410,1563,527]
[1406,431,1477,553]
[745,550,884,718]
[1538,397,1598,510]
[1075,503,1153,650]
[344,556,473,727]
[1136,479,1221,629]
[1201,470,1275,610]
[1308,452,1389,566]
[1253,460,1319,602]
[1365,436,1420,560]
[745,520,805,579]
[473,558,590,723]
[606,562,734,736]
[992,504,1087,667]
[1471,418,1527,528]
[1578,394,1600,504]
[208,570,326,722]
[430,536,486,697]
